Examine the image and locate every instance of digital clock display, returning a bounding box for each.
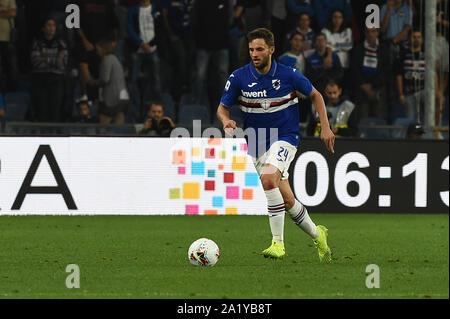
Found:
[290,138,449,214]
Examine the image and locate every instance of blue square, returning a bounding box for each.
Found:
[245,172,259,187]
[207,169,216,178]
[191,162,205,175]
[212,196,224,208]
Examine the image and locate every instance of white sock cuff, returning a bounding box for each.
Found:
[287,200,302,216]
[265,188,285,215]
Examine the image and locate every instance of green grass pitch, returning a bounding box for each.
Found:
[0,214,448,299]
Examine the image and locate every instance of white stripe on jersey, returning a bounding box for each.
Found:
[238,91,295,105]
[240,97,298,114]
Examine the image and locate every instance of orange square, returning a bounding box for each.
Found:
[172,150,186,165]
[218,164,224,170]
[208,138,222,145]
[242,189,253,200]
[204,210,218,215]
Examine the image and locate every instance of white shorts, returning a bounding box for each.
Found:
[251,140,297,180]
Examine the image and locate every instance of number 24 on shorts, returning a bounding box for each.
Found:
[277,147,289,162]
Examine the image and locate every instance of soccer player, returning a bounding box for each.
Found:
[217,28,334,262]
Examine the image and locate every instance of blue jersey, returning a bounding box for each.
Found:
[220,60,313,157]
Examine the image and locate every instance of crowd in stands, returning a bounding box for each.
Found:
[0,0,448,138]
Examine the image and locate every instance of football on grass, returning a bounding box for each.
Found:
[188,238,220,267]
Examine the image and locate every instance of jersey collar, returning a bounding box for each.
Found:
[249,59,278,80]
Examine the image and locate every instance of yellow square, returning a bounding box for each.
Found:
[192,147,201,157]
[169,188,180,199]
[183,183,200,199]
[225,207,238,215]
[232,156,247,170]
[220,150,226,159]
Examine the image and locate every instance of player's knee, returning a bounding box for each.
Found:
[261,174,279,190]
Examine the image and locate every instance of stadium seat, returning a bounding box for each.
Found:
[391,117,415,139]
[4,91,30,121]
[177,103,211,125]
[180,93,208,107]
[358,117,389,139]
[160,92,175,120]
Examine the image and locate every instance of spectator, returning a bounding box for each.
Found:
[71,98,98,123]
[380,0,412,60]
[435,4,449,130]
[161,0,195,96]
[406,122,424,139]
[228,0,246,71]
[285,0,314,32]
[127,0,164,123]
[278,31,314,129]
[75,0,120,100]
[269,0,288,59]
[191,0,231,110]
[233,0,271,67]
[30,17,68,122]
[305,33,344,96]
[321,9,353,71]
[115,0,141,66]
[139,101,174,136]
[313,0,352,31]
[395,29,439,124]
[88,37,130,124]
[286,12,315,52]
[351,27,390,121]
[278,32,307,73]
[310,79,357,137]
[0,0,18,91]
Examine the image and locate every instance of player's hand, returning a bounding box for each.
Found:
[223,119,237,136]
[399,94,407,105]
[321,126,335,154]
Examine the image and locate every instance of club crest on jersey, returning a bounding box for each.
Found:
[261,100,271,111]
[272,79,281,90]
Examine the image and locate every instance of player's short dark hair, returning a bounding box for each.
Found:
[247,28,275,47]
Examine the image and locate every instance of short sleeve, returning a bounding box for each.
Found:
[220,72,241,108]
[290,68,313,96]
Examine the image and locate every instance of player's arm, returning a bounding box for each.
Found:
[218,72,240,136]
[310,88,335,153]
[217,104,237,136]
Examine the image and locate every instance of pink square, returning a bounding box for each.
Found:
[178,166,186,175]
[226,186,240,199]
[241,143,248,151]
[185,205,199,215]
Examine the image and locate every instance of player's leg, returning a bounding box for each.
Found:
[260,164,286,249]
[256,142,293,259]
[279,180,331,263]
[279,180,318,238]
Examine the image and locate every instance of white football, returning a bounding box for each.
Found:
[188,238,220,267]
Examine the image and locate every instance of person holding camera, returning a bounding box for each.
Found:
[139,101,174,136]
